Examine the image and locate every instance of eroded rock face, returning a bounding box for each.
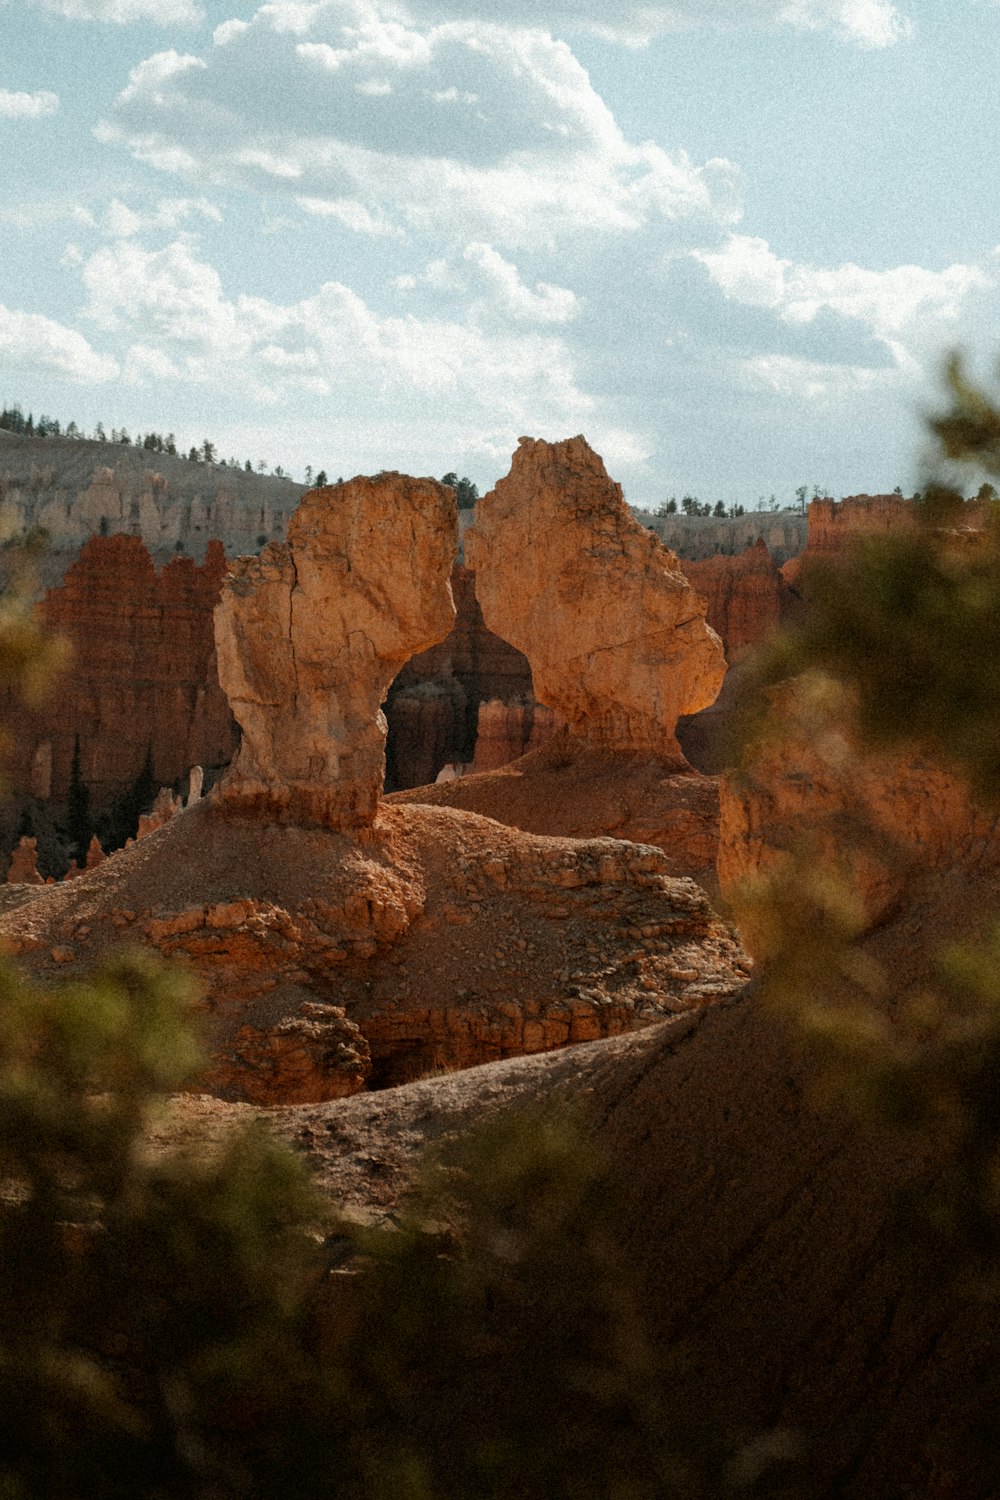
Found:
[682,539,786,659]
[7,837,42,885]
[781,494,920,593]
[385,563,536,789]
[718,677,1000,939]
[215,475,458,828]
[471,698,564,773]
[0,799,750,1104]
[467,437,725,754]
[2,535,236,814]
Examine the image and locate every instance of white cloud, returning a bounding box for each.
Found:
[297,195,403,235]
[0,89,59,120]
[400,241,580,322]
[463,242,579,322]
[405,0,910,47]
[738,352,884,401]
[26,0,203,22]
[103,195,222,237]
[0,305,118,382]
[99,4,741,249]
[694,234,991,343]
[77,233,591,427]
[779,0,910,47]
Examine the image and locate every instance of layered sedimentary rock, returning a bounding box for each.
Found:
[647,507,808,564]
[385,681,468,791]
[385,564,535,789]
[467,437,725,754]
[0,799,750,1102]
[674,540,790,774]
[3,534,236,813]
[782,494,918,592]
[398,565,533,702]
[470,699,564,773]
[806,493,916,557]
[214,475,458,829]
[718,676,1000,935]
[391,736,722,892]
[0,432,300,559]
[682,538,786,659]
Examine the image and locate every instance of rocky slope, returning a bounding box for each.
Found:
[0,798,747,1101]
[390,734,721,893]
[240,961,993,1500]
[0,430,301,563]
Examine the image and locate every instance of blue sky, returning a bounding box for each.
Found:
[2,0,999,507]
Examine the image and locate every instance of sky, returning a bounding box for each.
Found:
[2,0,1000,508]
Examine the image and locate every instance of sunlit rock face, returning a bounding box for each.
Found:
[214,474,458,829]
[682,538,786,660]
[467,436,725,756]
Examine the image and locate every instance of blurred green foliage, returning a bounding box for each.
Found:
[730,355,1000,1288]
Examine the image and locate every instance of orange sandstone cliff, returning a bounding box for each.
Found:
[393,438,727,887]
[3,534,236,814]
[0,458,749,1102]
[682,537,786,659]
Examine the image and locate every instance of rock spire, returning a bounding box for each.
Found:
[466,437,725,754]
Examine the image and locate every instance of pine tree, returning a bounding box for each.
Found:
[66,733,91,864]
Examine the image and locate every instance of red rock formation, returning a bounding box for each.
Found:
[385,679,469,791]
[806,493,917,556]
[467,437,725,755]
[392,735,723,893]
[682,538,786,659]
[385,563,535,789]
[136,786,182,839]
[214,474,458,829]
[470,699,564,773]
[0,799,750,1102]
[717,676,1000,940]
[399,564,533,700]
[782,494,918,593]
[7,836,42,884]
[4,535,236,813]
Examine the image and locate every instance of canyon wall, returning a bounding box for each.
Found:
[0,432,301,562]
[643,508,807,563]
[384,563,536,788]
[681,537,787,659]
[2,533,236,817]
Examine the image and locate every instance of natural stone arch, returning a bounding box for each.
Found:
[466,436,726,757]
[214,474,459,829]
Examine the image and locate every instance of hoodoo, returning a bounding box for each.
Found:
[214,474,459,829]
[466,436,726,755]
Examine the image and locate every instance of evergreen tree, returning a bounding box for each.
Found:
[66,733,92,865]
